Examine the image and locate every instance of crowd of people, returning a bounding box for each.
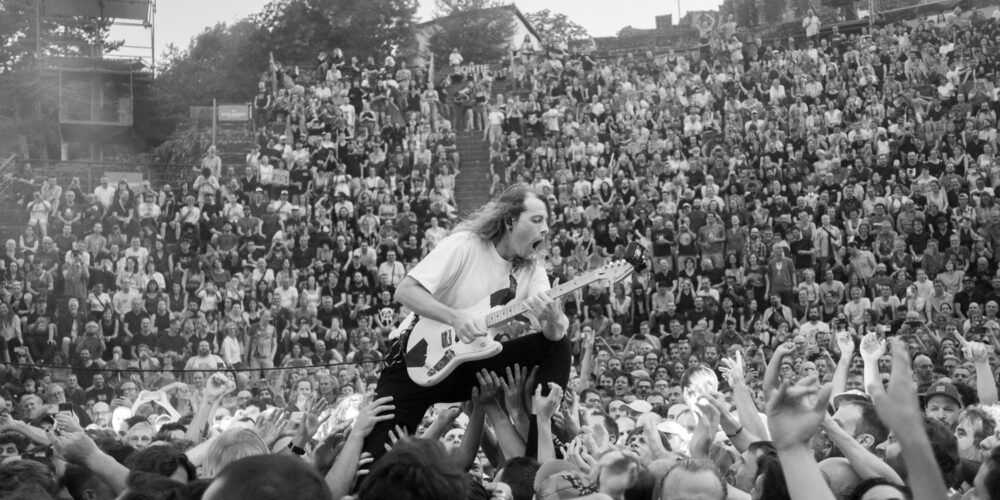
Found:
[2,4,1000,500]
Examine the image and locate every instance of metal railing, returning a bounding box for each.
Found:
[0,154,19,201]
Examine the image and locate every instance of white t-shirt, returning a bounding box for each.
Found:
[408,232,549,312]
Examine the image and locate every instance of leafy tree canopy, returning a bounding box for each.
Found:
[427,0,516,64]
[524,9,590,45]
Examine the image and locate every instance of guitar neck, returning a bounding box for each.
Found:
[484,272,597,328]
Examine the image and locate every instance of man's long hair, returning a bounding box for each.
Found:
[453,183,546,270]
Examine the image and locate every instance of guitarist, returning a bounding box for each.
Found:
[363,183,572,460]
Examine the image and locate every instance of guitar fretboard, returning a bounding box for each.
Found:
[483,270,608,327]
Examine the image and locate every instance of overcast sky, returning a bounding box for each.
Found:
[108,0,722,61]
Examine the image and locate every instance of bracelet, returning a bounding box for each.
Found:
[288,441,306,456]
[725,426,744,439]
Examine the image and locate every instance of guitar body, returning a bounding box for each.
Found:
[397,296,504,387]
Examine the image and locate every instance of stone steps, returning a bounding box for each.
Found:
[453,130,492,215]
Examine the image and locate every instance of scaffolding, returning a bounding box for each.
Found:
[36,0,155,160]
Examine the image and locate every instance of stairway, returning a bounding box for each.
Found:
[453,130,492,215]
[213,122,257,165]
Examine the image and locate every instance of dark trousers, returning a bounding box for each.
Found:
[362,333,572,461]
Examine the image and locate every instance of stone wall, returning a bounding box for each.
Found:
[24,160,192,192]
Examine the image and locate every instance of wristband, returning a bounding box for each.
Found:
[725,426,744,439]
[288,442,306,456]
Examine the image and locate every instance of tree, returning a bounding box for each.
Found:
[142,0,418,160]
[136,20,267,159]
[254,0,418,65]
[524,9,590,45]
[427,0,516,64]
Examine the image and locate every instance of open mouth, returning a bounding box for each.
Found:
[531,239,545,253]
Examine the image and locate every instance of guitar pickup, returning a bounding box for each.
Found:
[441,330,452,347]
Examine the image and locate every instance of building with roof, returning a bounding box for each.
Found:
[409,3,542,66]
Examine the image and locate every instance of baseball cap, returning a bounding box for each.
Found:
[832,389,872,408]
[656,420,691,440]
[922,382,963,408]
[625,400,653,414]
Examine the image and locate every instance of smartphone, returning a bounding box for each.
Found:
[289,411,304,428]
[58,403,74,419]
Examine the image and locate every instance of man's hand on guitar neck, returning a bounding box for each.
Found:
[524,279,569,341]
[449,309,487,344]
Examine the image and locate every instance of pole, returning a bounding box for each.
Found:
[677,0,681,24]
[35,0,41,58]
[212,98,217,147]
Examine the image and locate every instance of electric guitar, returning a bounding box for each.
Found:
[395,242,647,387]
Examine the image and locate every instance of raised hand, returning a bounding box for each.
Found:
[499,364,528,414]
[353,396,395,439]
[298,399,332,445]
[703,392,742,437]
[355,452,374,478]
[384,425,409,452]
[55,413,83,434]
[474,369,502,406]
[719,351,746,386]
[690,398,722,457]
[308,397,330,418]
[0,413,18,431]
[562,436,597,474]
[836,331,855,359]
[859,332,885,365]
[868,339,922,430]
[255,409,291,447]
[955,332,990,364]
[47,428,98,465]
[766,375,833,451]
[522,365,539,414]
[775,341,796,358]
[434,406,461,426]
[533,383,563,421]
[204,373,236,402]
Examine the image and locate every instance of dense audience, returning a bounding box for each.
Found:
[2,4,1000,500]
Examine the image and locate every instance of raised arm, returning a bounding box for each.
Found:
[325,396,394,500]
[533,383,563,463]
[720,352,768,444]
[763,341,796,400]
[820,414,902,483]
[868,339,948,500]
[766,376,837,500]
[956,332,999,405]
[831,331,855,397]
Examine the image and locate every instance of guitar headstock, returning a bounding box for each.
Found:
[593,260,635,284]
[593,242,646,284]
[622,241,648,273]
